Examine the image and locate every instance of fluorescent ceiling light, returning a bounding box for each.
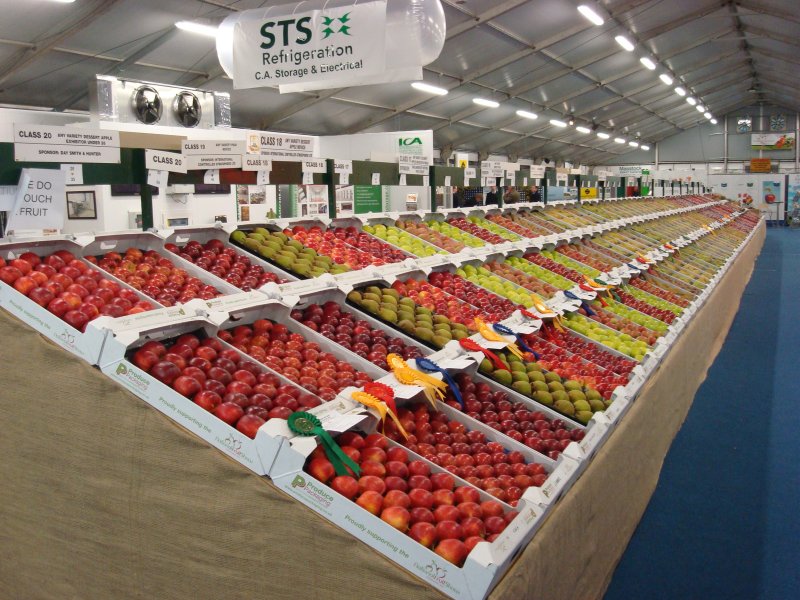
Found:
[615,35,635,51]
[704,112,712,119]
[614,137,626,144]
[577,5,604,26]
[473,97,500,108]
[597,132,610,139]
[659,73,673,85]
[640,57,656,70]
[550,119,568,127]
[576,126,592,133]
[675,86,686,97]
[629,141,639,147]
[175,21,218,37]
[686,96,697,105]
[516,109,538,119]
[710,118,718,124]
[411,81,448,95]
[696,104,705,112]
[641,145,650,151]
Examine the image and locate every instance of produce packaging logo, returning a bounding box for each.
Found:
[218,433,243,455]
[290,474,335,508]
[115,363,151,393]
[414,559,454,590]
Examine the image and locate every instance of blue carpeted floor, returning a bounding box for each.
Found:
[605,227,800,600]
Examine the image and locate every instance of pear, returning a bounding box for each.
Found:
[512,381,532,396]
[492,370,513,386]
[533,390,553,406]
[554,399,575,416]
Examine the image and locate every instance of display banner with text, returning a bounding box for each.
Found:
[6,168,66,232]
[232,1,387,89]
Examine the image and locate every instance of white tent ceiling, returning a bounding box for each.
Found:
[0,0,797,164]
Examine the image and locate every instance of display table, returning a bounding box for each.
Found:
[0,223,765,600]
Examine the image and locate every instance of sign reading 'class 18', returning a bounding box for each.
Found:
[232,1,387,89]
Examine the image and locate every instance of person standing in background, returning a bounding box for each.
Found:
[530,185,542,203]
[465,192,481,208]
[504,186,521,204]
[485,185,499,205]
[452,186,465,208]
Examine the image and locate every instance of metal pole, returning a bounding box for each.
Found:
[723,117,729,173]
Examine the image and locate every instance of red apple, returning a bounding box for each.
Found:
[356,490,383,515]
[434,538,468,566]
[409,521,437,548]
[236,414,265,439]
[212,402,244,427]
[193,390,222,411]
[331,475,359,500]
[435,520,463,541]
[380,506,410,532]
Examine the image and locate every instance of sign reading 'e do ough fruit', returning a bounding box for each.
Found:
[232,1,387,89]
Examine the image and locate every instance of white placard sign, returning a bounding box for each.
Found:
[6,168,66,232]
[334,160,353,173]
[303,171,314,184]
[371,172,380,185]
[302,159,327,173]
[60,164,83,185]
[145,150,186,173]
[204,169,220,184]
[257,170,271,185]
[444,175,451,187]
[184,154,242,170]
[13,124,120,164]
[147,169,168,188]
[399,154,429,176]
[181,140,245,155]
[399,174,406,186]
[340,172,350,185]
[529,165,545,178]
[242,156,273,171]
[232,1,388,89]
[480,161,504,178]
[247,131,316,158]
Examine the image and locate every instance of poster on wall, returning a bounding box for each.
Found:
[762,180,782,205]
[751,133,795,151]
[786,174,800,220]
[298,185,328,217]
[353,185,383,214]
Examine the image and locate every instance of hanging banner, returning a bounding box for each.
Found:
[184,155,242,170]
[751,133,795,151]
[242,156,272,171]
[580,187,598,199]
[13,124,120,164]
[480,161,504,178]
[528,165,545,178]
[6,168,66,232]
[455,153,469,169]
[182,140,245,155]
[232,1,388,90]
[787,174,800,217]
[399,154,429,176]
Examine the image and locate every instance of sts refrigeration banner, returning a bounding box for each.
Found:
[232,1,387,89]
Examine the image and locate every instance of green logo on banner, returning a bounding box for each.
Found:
[322,13,352,38]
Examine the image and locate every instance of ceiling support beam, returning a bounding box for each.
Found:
[0,0,124,87]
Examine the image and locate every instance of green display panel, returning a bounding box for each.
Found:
[353,185,383,214]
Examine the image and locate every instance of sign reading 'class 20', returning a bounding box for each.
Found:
[232,1,387,89]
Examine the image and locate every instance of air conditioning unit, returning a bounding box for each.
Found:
[89,76,231,129]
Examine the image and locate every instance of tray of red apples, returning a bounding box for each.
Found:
[628,276,691,307]
[0,248,156,332]
[446,218,507,245]
[525,325,636,380]
[556,245,617,272]
[327,225,411,264]
[290,300,425,371]
[425,271,521,323]
[307,430,521,566]
[164,238,296,292]
[396,276,489,327]
[486,214,547,238]
[127,331,326,439]
[523,252,584,285]
[218,319,373,401]
[286,225,399,270]
[613,289,676,323]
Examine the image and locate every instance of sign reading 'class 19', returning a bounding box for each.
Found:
[231,1,387,89]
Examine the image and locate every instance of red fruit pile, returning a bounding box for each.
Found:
[526,326,635,379]
[129,333,322,438]
[165,238,285,290]
[218,320,372,401]
[386,402,550,505]
[614,289,675,323]
[628,277,689,307]
[556,245,615,272]
[520,335,629,396]
[91,247,222,306]
[447,218,506,245]
[486,214,544,238]
[290,301,423,369]
[426,271,520,322]
[0,250,155,331]
[286,226,380,269]
[309,431,517,566]
[523,252,584,285]
[329,226,408,263]
[447,373,584,458]
[391,278,483,328]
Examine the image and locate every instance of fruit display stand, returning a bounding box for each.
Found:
[0,208,765,600]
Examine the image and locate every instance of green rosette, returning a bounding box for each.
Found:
[288,412,360,477]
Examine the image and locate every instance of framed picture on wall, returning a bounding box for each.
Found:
[66,191,97,220]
